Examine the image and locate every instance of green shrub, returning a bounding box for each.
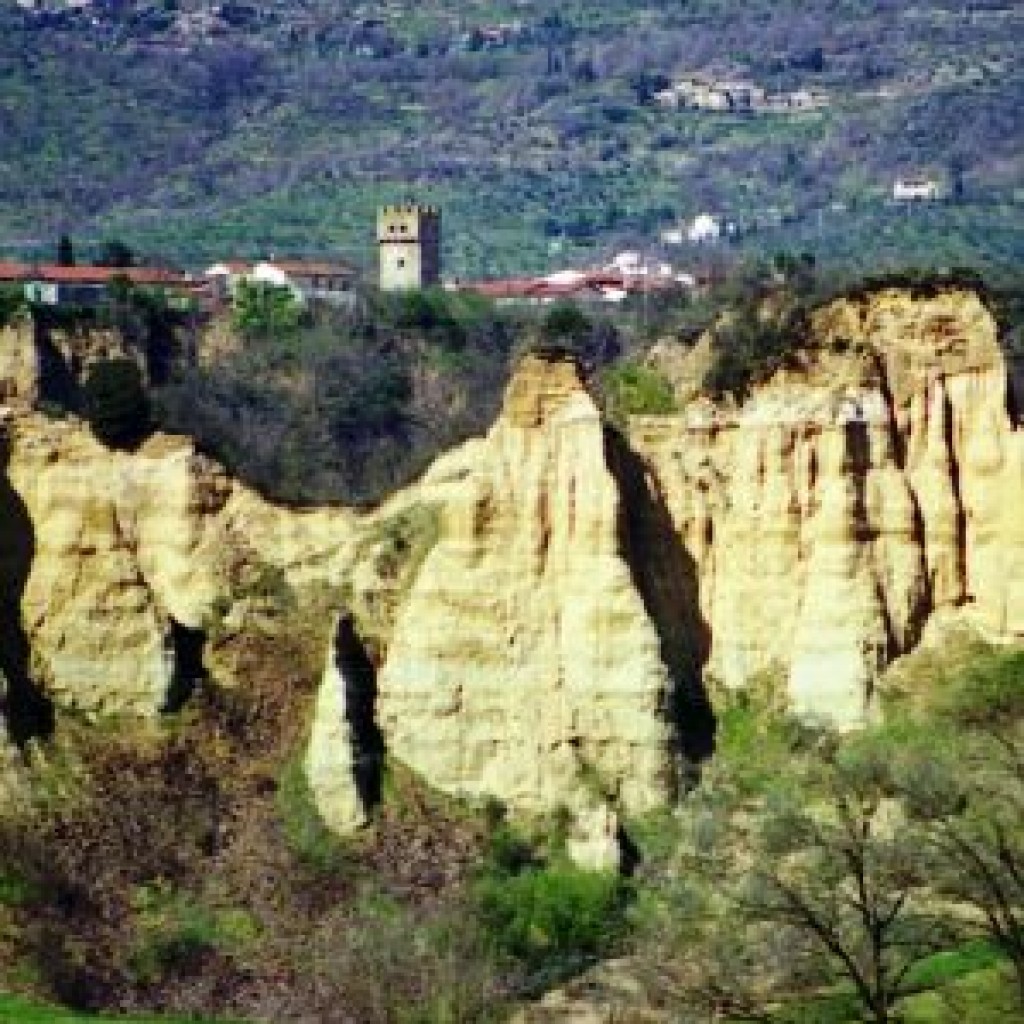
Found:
[231,278,302,340]
[601,360,677,417]
[0,283,26,327]
[82,357,152,449]
[0,869,37,907]
[473,864,627,974]
[129,883,258,984]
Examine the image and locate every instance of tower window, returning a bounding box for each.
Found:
[397,258,406,268]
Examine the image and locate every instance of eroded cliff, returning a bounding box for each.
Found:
[638,287,1023,722]
[1,286,1021,858]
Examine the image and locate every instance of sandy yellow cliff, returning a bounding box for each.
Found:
[636,287,1023,723]
[1,286,1021,858]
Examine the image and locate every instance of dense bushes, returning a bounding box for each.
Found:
[231,279,304,340]
[0,283,26,327]
[474,864,628,977]
[154,293,525,505]
[82,358,152,449]
[703,297,809,400]
[600,359,677,418]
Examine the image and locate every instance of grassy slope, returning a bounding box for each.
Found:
[0,995,239,1024]
[762,943,1020,1023]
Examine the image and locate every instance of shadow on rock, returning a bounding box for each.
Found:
[0,431,53,746]
[603,427,715,774]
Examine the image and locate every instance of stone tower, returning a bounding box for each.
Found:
[377,203,441,291]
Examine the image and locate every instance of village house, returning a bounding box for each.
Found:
[204,258,358,307]
[893,175,945,201]
[0,261,195,307]
[687,213,723,244]
[655,71,828,114]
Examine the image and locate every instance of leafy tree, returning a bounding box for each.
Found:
[56,233,75,267]
[685,732,954,1024]
[896,649,1024,1003]
[704,297,808,400]
[539,301,591,349]
[628,70,670,105]
[96,239,135,269]
[231,278,302,340]
[82,358,151,449]
[0,283,26,327]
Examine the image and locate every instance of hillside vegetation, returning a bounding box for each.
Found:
[0,599,1020,1022]
[0,0,1021,275]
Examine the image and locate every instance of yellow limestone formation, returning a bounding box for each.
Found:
[1,286,1021,852]
[634,287,1023,725]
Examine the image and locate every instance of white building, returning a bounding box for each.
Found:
[893,176,943,201]
[205,258,357,307]
[687,213,722,244]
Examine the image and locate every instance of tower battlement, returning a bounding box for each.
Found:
[377,202,441,290]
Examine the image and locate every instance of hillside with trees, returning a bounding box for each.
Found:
[0,0,1020,277]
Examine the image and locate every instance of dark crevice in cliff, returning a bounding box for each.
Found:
[161,621,207,713]
[335,614,384,812]
[939,383,971,603]
[0,433,54,747]
[603,427,715,775]
[33,322,81,413]
[1006,356,1022,428]
[873,354,907,470]
[905,492,935,644]
[843,419,873,542]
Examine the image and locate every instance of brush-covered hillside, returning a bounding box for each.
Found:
[0,0,1021,275]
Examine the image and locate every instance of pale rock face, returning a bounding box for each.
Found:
[2,286,1021,847]
[375,355,679,820]
[2,414,361,715]
[305,616,371,834]
[632,288,1022,725]
[565,798,622,873]
[0,322,39,408]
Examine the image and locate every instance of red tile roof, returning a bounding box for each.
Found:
[0,261,31,281]
[33,265,192,286]
[267,259,356,277]
[1,262,192,286]
[207,260,252,275]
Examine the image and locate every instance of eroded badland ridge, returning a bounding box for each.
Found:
[1,285,1022,860]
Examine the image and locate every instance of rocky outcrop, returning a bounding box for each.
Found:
[378,356,680,818]
[635,287,1023,724]
[1,413,364,715]
[0,322,39,408]
[311,356,689,846]
[1,286,1021,854]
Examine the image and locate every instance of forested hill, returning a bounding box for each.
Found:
[0,0,1021,276]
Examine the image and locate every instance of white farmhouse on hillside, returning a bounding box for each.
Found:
[687,213,723,243]
[893,175,944,201]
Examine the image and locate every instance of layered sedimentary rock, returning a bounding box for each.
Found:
[379,355,680,812]
[0,323,39,408]
[0,413,362,714]
[637,287,1023,724]
[1,286,1021,849]
[311,356,684,850]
